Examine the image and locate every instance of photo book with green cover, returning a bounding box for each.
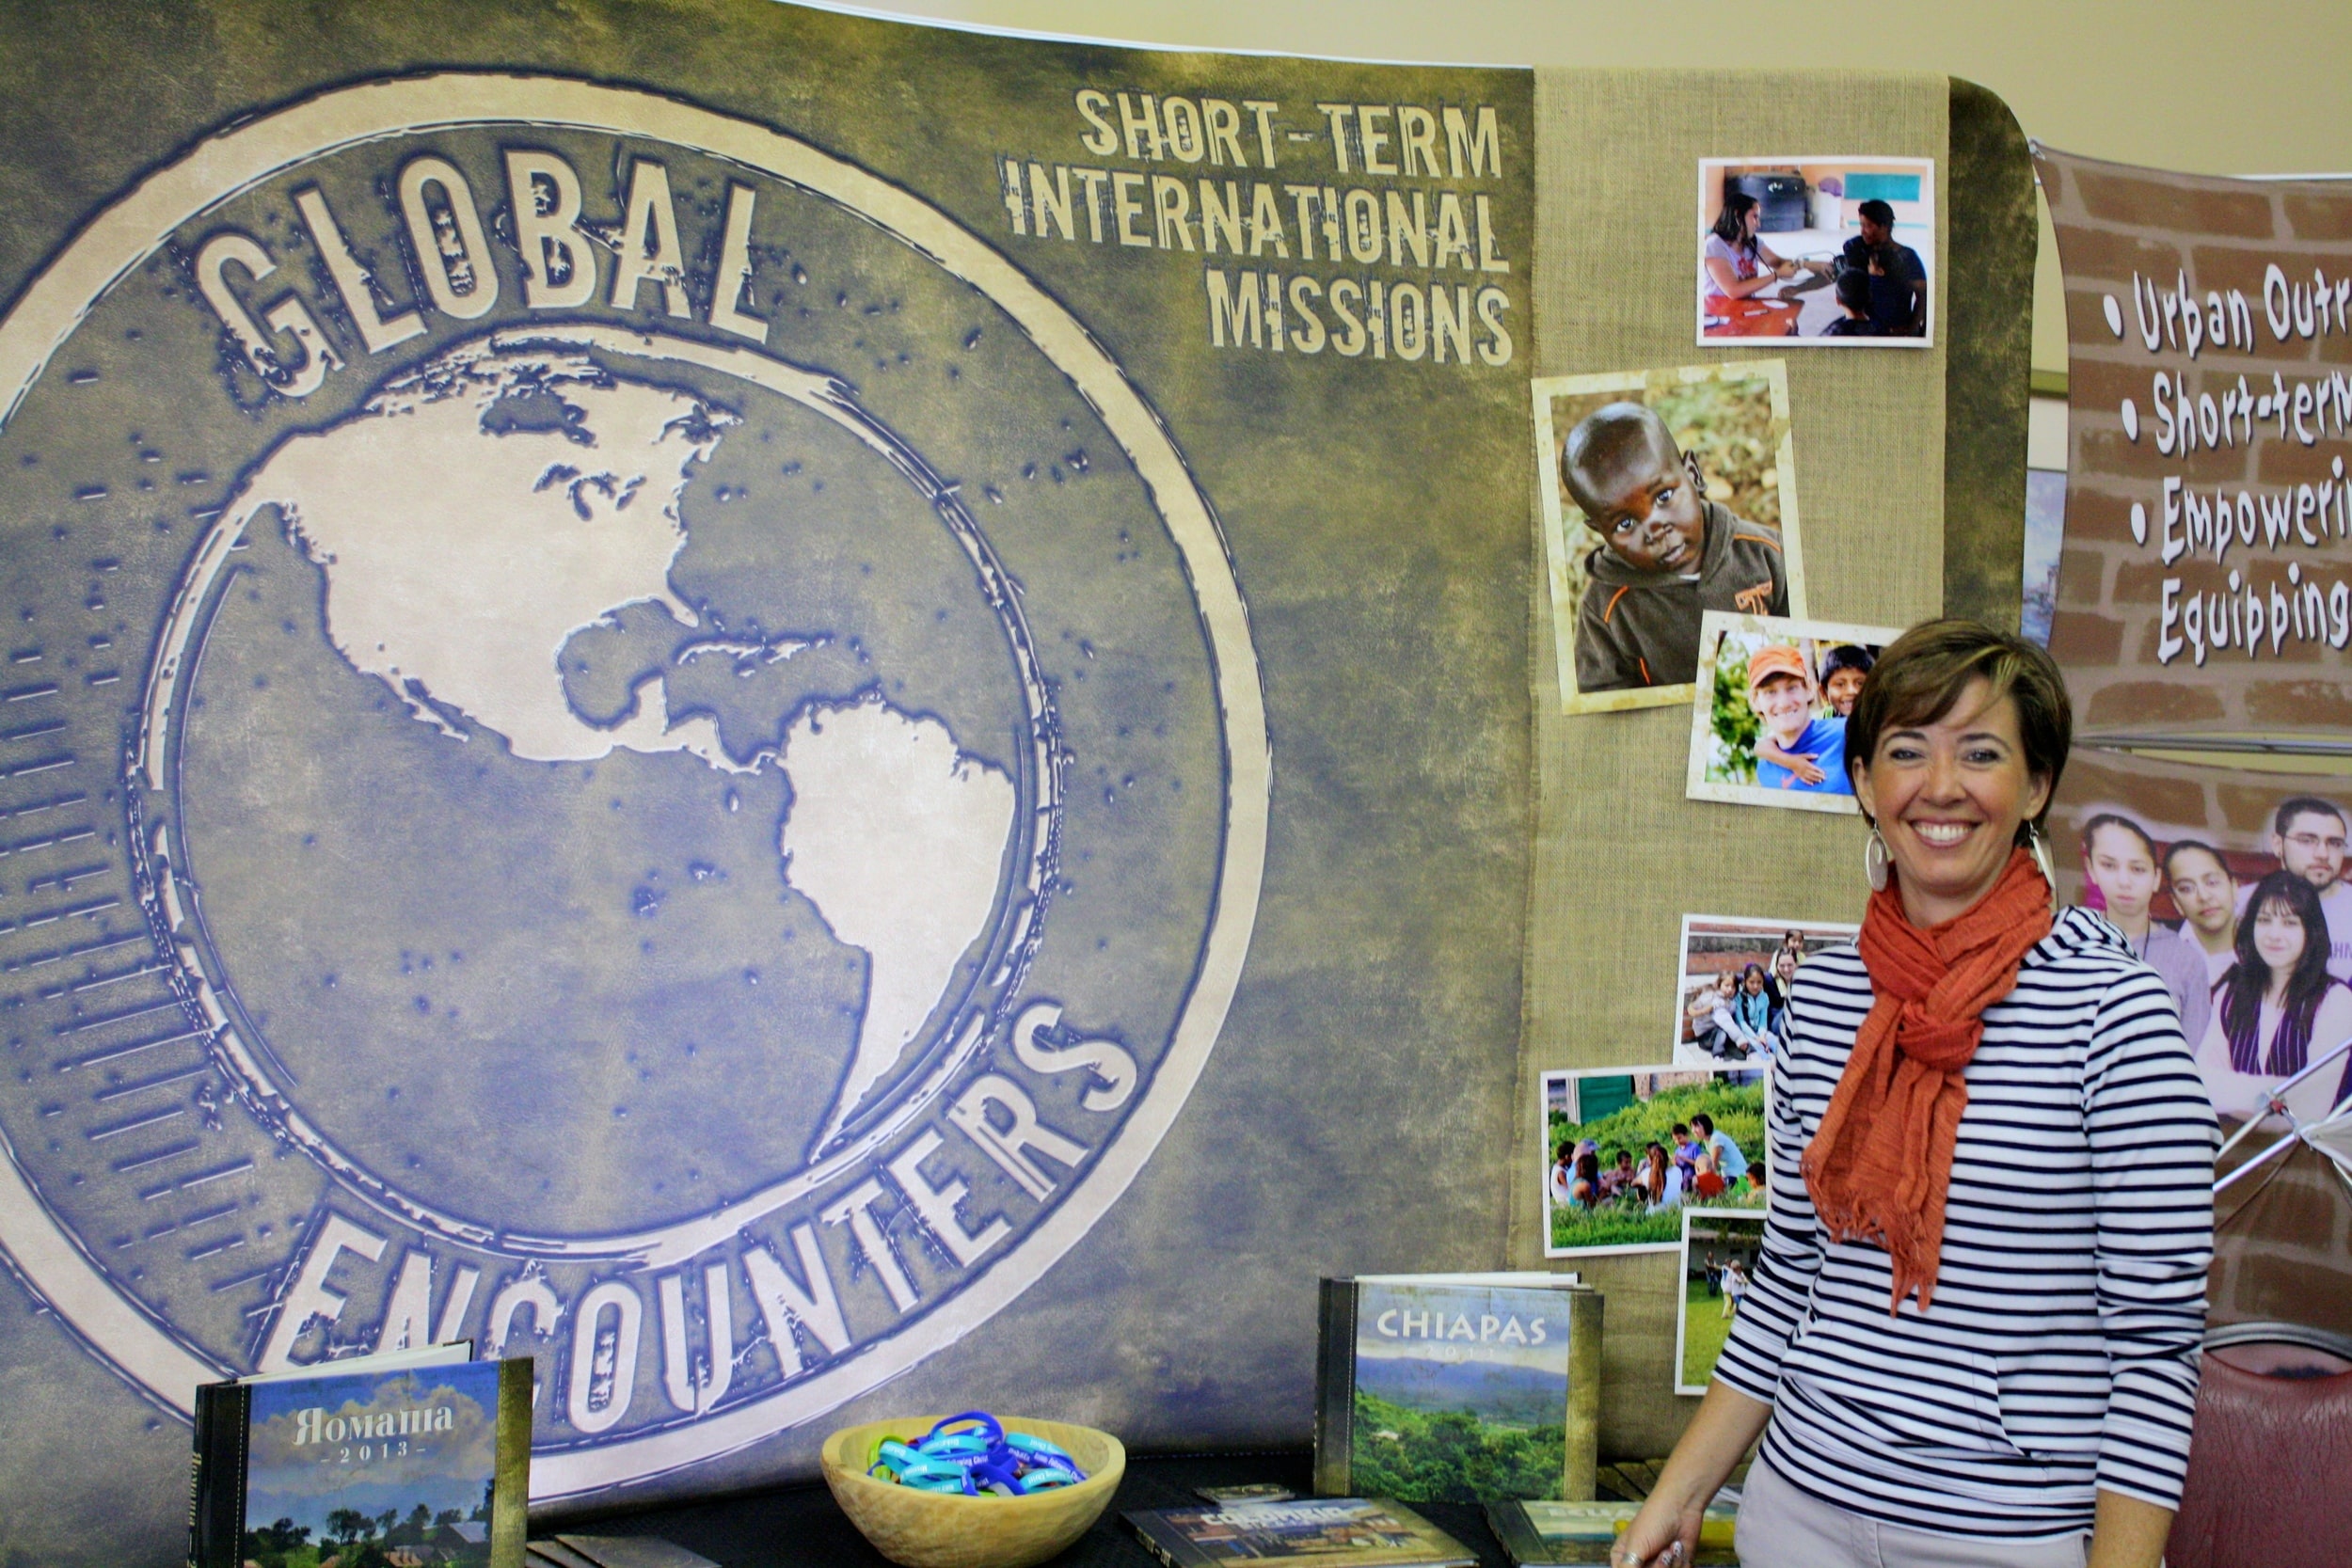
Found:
[1485,1498,1738,1566]
[1314,1273,1600,1505]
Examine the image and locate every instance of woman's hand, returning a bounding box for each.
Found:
[1612,1385,1771,1568]
[1613,1495,1696,1567]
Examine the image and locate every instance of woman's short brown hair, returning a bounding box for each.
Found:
[1846,618,2073,839]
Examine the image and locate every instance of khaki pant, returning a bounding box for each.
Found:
[1736,1457,2089,1568]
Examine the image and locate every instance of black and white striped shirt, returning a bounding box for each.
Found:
[1712,907,2219,1540]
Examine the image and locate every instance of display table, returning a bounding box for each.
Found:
[547,1449,1522,1567]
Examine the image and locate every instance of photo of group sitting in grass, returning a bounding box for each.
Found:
[1539,1067,1765,1257]
[1672,915,1856,1068]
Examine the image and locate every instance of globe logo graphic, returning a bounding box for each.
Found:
[142,326,1055,1244]
[0,77,1266,1494]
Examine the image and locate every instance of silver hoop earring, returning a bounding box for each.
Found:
[1865,824,1892,893]
[2027,824,2059,914]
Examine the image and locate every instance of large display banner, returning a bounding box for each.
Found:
[1507,70,2016,1465]
[2033,147,2352,734]
[0,5,1534,1559]
[2035,147,2352,1351]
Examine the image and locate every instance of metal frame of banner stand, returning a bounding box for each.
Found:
[2077,733,2352,759]
[2212,1035,2352,1198]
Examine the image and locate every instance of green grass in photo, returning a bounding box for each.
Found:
[1546,1077,1765,1251]
[1546,1180,1762,1251]
[1680,1278,1737,1388]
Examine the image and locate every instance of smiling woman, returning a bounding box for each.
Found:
[1622,620,2220,1568]
[1844,621,2068,925]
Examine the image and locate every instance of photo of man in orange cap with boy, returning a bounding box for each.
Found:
[1745,641,1851,795]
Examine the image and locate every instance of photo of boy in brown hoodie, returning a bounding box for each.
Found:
[1561,402,1789,693]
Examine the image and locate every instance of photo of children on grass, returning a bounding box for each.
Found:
[1677,1211,1766,1394]
[1533,362,1805,716]
[1540,1067,1764,1258]
[1686,611,1900,816]
[1673,915,1859,1068]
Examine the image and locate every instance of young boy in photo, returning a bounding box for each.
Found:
[1820,266,1887,338]
[1598,1148,1636,1200]
[1669,1123,1701,1183]
[1744,642,1850,794]
[1562,402,1788,692]
[1818,643,1873,715]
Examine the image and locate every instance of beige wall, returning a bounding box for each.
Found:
[847,0,2352,376]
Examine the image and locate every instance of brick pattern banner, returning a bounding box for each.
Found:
[2034,147,2352,735]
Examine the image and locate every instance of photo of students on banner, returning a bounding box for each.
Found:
[1686,612,1900,814]
[1539,1068,1764,1258]
[1695,157,1934,343]
[2052,750,2352,1127]
[1532,363,1805,715]
[1671,916,1859,1068]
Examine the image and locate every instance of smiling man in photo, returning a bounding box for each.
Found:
[1743,642,1850,796]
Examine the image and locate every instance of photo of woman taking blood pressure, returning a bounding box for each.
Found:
[1620,621,2218,1568]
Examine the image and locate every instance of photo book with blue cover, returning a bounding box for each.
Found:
[1314,1273,1599,1505]
[186,1344,530,1568]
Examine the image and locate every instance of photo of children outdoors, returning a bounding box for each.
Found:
[1540,1068,1764,1258]
[1695,157,1935,344]
[1672,916,1860,1068]
[2052,761,2352,1129]
[1532,362,1804,715]
[1677,1211,1766,1394]
[1686,611,1900,815]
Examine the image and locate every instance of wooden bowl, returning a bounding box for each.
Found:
[819,1414,1126,1568]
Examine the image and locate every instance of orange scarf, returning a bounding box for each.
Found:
[1802,847,2053,1313]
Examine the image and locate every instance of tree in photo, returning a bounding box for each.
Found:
[1350,1390,1567,1503]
